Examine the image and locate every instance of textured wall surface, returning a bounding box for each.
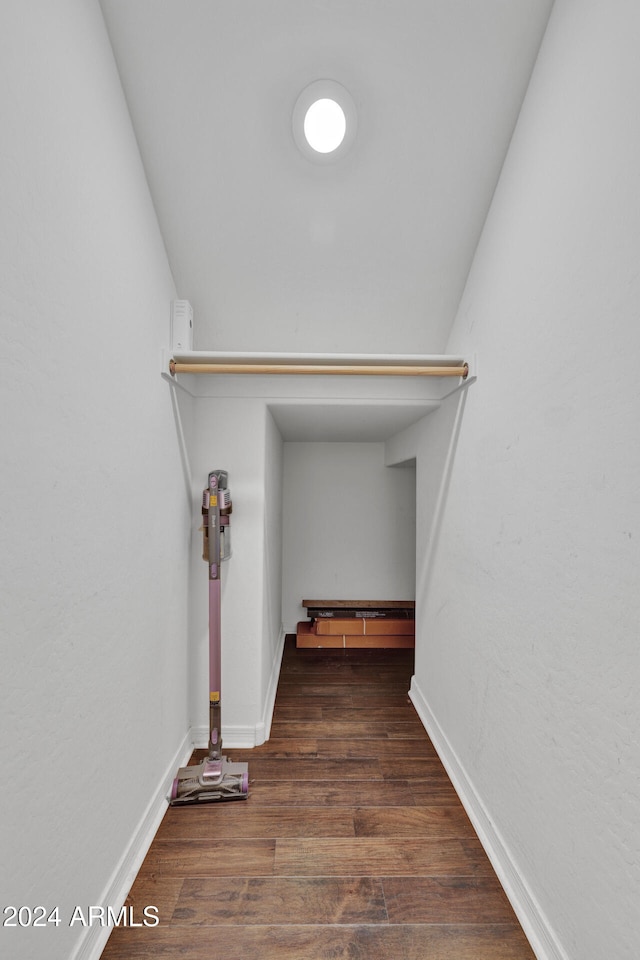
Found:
[263,411,285,716]
[189,399,268,740]
[282,442,416,632]
[0,4,189,958]
[414,1,640,957]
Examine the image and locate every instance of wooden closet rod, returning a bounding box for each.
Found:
[169,360,469,378]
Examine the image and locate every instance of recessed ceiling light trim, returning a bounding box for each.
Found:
[292,80,357,163]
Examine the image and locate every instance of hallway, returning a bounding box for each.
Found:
[101,637,535,959]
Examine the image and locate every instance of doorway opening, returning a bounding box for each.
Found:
[281,440,416,663]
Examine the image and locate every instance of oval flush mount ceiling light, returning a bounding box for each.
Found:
[293,80,357,163]
[304,98,346,153]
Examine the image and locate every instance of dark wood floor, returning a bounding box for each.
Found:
[101,636,535,959]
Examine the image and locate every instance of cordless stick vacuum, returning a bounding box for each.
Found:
[170,470,249,804]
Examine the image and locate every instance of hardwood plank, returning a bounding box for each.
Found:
[281,661,391,674]
[383,876,520,924]
[379,757,451,779]
[280,669,414,682]
[275,692,356,708]
[245,757,383,780]
[385,723,433,740]
[274,838,495,877]
[279,664,356,678]
[269,719,427,740]
[281,661,412,680]
[158,806,356,839]
[121,876,183,925]
[407,780,463,805]
[321,705,424,722]
[276,691,413,708]
[346,693,414,707]
[247,779,421,806]
[171,876,387,924]
[272,704,324,720]
[100,923,536,960]
[277,677,411,691]
[137,839,275,878]
[280,655,397,674]
[277,681,410,696]
[354,806,475,838]
[316,738,439,759]
[404,776,460,807]
[228,738,320,758]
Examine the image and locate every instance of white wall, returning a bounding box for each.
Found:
[189,399,286,746]
[0,0,189,960]
[187,406,419,741]
[262,410,285,729]
[186,392,424,743]
[410,2,640,958]
[282,442,416,631]
[0,4,190,960]
[189,399,267,744]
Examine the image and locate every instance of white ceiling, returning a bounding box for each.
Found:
[100,0,553,355]
[268,400,437,442]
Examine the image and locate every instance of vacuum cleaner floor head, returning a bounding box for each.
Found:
[170,757,249,805]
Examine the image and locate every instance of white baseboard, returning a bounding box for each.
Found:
[71,729,193,960]
[191,723,256,749]
[409,676,570,960]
